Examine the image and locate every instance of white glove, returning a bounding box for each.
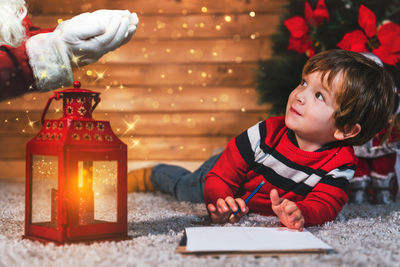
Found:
[56,9,139,66]
[25,9,138,92]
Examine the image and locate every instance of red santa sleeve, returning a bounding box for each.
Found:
[0,44,35,99]
[0,18,73,100]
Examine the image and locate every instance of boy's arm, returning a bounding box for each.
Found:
[204,138,250,206]
[295,168,351,226]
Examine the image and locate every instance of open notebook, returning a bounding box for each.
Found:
[177,227,333,255]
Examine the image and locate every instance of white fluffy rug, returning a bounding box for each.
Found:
[1,181,400,267]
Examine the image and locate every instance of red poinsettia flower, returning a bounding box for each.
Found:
[337,5,400,66]
[304,0,330,27]
[284,0,329,57]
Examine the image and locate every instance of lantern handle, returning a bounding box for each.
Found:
[41,92,61,125]
[90,95,101,114]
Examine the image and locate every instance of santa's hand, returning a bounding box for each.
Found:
[270,189,304,231]
[56,9,139,66]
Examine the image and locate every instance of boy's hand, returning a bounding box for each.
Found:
[270,189,304,231]
[207,196,248,223]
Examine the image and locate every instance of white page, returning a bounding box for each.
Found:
[185,227,332,252]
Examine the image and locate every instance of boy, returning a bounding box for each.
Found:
[128,50,395,230]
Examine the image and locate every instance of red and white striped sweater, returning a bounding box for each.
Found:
[204,116,356,226]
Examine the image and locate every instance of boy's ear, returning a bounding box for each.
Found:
[334,123,361,141]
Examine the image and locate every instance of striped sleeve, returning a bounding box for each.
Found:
[296,164,355,226]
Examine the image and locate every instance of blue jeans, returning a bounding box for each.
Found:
[150,153,222,203]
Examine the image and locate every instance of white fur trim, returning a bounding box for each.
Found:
[371,171,394,180]
[26,32,73,91]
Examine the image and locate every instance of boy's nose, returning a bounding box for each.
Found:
[295,92,305,104]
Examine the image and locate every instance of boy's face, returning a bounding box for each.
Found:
[285,71,342,150]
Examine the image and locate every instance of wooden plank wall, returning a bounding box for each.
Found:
[0,0,286,179]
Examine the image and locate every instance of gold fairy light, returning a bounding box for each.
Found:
[86,70,93,76]
[201,72,207,78]
[119,84,124,89]
[40,70,49,80]
[224,15,232,22]
[123,118,139,134]
[228,69,233,74]
[190,49,195,54]
[161,73,166,79]
[27,116,37,129]
[235,56,243,63]
[182,23,188,29]
[216,25,221,31]
[241,107,246,112]
[199,22,205,28]
[7,101,11,105]
[210,116,215,122]
[178,86,183,91]
[213,51,218,57]
[57,18,63,24]
[166,48,171,53]
[70,53,83,67]
[249,11,256,17]
[201,7,207,13]
[250,33,256,39]
[187,69,193,74]
[179,146,184,150]
[129,138,140,149]
[94,70,106,82]
[156,21,166,29]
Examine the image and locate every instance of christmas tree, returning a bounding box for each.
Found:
[256,0,400,115]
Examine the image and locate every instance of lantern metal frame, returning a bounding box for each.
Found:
[24,82,128,244]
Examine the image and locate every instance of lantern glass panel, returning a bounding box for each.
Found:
[31,155,58,227]
[77,160,117,225]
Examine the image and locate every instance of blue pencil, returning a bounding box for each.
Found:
[232,180,265,216]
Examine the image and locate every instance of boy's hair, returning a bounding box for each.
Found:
[302,49,395,146]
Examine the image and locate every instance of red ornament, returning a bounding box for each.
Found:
[24,82,128,244]
[284,0,329,57]
[337,5,400,66]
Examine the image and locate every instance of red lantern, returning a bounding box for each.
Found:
[24,81,128,244]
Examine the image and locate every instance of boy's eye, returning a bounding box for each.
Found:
[315,92,324,101]
[300,79,307,86]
